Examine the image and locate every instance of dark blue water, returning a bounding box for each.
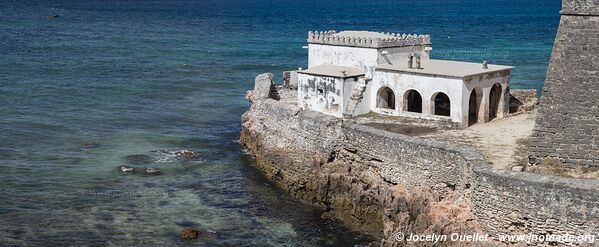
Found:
[0,0,560,245]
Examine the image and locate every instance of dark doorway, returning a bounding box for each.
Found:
[376,87,395,109]
[432,92,450,116]
[468,89,480,126]
[489,83,502,121]
[404,90,422,113]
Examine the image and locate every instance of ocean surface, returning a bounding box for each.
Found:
[0,0,560,246]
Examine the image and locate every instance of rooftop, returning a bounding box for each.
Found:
[376,59,513,78]
[297,65,365,79]
[308,30,431,48]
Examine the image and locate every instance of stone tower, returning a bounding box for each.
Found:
[529,0,599,167]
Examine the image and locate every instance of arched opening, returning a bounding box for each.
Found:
[404,90,422,113]
[432,92,450,116]
[468,88,481,126]
[376,87,395,109]
[489,83,502,121]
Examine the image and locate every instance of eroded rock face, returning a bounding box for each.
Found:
[240,90,485,246]
[253,73,275,100]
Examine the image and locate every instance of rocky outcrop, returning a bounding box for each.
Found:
[253,73,276,100]
[240,88,485,246]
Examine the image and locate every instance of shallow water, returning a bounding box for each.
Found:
[0,0,560,245]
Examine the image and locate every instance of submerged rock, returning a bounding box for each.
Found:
[173,150,201,159]
[151,149,201,162]
[82,141,99,150]
[145,167,160,175]
[125,154,152,165]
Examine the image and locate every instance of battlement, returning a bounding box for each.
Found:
[307,30,431,48]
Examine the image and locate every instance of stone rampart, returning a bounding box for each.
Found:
[242,87,599,245]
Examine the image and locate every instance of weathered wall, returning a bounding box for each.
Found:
[297,74,344,117]
[472,164,599,245]
[509,89,538,113]
[242,86,599,245]
[307,44,428,78]
[462,71,510,124]
[308,44,379,78]
[529,0,599,167]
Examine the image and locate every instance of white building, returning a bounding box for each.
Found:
[296,30,513,128]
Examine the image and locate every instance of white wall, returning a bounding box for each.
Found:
[370,71,465,124]
[462,72,510,124]
[308,44,429,79]
[308,44,379,78]
[376,46,430,66]
[298,74,344,118]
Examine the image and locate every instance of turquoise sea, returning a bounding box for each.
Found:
[1,0,560,246]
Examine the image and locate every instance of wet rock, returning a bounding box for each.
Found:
[253,73,275,100]
[125,154,152,165]
[145,167,160,175]
[180,228,219,241]
[173,150,201,159]
[120,165,134,173]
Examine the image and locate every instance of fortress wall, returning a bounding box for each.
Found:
[341,123,475,195]
[242,89,599,244]
[472,164,599,241]
[529,1,599,167]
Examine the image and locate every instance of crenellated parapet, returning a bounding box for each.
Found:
[307,30,431,48]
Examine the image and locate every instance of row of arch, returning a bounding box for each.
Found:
[376,87,451,117]
[376,83,503,126]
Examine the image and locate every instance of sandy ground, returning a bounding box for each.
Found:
[424,111,536,169]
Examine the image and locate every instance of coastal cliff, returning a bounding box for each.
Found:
[240,82,484,246]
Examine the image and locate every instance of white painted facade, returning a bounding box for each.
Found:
[297,30,513,128]
[297,73,367,118]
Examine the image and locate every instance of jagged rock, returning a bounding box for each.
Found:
[180,228,198,240]
[253,73,275,100]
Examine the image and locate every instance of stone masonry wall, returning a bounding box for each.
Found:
[529,0,599,167]
[472,165,599,245]
[243,86,599,245]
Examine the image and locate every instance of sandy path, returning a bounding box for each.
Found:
[424,111,536,169]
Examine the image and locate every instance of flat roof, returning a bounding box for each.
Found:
[376,59,513,78]
[298,65,365,79]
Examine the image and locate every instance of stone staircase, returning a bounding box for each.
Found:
[345,78,369,117]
